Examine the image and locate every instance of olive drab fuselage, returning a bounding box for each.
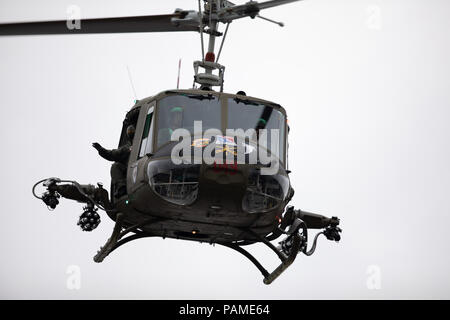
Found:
[111,89,292,243]
[22,1,342,285]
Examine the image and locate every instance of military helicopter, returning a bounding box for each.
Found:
[2,0,342,284]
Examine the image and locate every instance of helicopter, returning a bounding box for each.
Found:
[2,0,342,284]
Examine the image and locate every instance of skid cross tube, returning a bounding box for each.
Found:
[246,229,287,262]
[218,232,302,285]
[219,243,270,279]
[263,233,301,284]
[93,213,125,262]
[93,214,162,262]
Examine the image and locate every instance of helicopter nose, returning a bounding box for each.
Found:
[202,162,245,185]
[147,160,201,206]
[197,163,247,212]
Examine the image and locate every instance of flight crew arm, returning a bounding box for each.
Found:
[93,143,130,163]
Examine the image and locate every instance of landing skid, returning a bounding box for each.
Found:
[220,233,301,285]
[92,206,341,285]
[93,214,162,262]
[219,208,341,284]
[33,178,342,284]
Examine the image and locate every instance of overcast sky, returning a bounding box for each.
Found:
[0,0,449,299]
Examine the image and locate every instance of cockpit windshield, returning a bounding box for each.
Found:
[156,94,221,148]
[155,94,286,164]
[227,98,286,163]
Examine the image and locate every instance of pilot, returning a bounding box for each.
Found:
[158,106,184,146]
[92,124,135,198]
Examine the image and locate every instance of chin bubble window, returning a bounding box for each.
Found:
[147,160,200,206]
[242,169,289,213]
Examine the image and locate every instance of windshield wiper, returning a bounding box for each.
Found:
[234,97,259,105]
[186,93,216,101]
[164,91,216,101]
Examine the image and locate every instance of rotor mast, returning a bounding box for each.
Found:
[192,0,293,91]
[193,0,226,91]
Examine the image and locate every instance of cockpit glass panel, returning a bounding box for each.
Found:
[156,94,221,148]
[227,98,285,163]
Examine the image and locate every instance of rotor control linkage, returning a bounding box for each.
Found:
[256,14,284,27]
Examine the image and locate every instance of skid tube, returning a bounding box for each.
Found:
[93,213,163,262]
[219,232,302,285]
[91,206,340,285]
[217,207,341,285]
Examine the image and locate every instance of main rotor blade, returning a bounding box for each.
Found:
[256,0,302,11]
[0,13,198,36]
[218,0,303,22]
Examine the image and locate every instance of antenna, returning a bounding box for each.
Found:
[126,65,138,101]
[177,58,182,89]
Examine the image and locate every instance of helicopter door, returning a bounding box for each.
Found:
[138,106,155,158]
[109,107,141,201]
[127,102,155,193]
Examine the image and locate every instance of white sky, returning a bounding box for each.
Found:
[0,0,449,299]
